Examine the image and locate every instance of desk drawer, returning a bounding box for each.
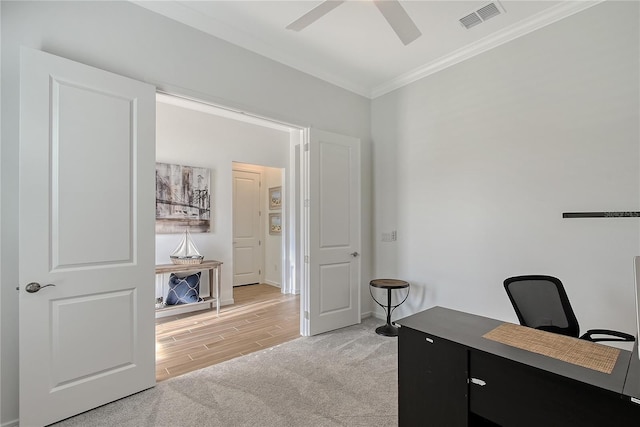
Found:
[398,327,468,426]
[469,350,639,427]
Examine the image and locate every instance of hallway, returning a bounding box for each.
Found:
[156,284,300,381]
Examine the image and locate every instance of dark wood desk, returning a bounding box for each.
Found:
[624,340,640,404]
[397,306,640,426]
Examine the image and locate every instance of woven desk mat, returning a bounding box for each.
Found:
[482,323,620,374]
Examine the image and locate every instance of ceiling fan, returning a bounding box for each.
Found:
[286,0,422,46]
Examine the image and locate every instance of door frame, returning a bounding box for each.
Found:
[156,92,303,303]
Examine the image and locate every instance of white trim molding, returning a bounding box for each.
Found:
[1,419,19,427]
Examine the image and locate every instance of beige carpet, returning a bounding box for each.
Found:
[52,318,398,427]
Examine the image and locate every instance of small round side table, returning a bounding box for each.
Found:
[369,279,410,337]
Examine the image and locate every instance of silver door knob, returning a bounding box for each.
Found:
[350,252,360,257]
[25,282,56,293]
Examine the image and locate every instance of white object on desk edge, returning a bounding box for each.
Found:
[470,378,487,387]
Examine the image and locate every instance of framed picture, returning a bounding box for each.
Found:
[155,162,211,233]
[269,213,282,235]
[269,186,282,210]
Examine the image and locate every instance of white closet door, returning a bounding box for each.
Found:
[233,169,262,285]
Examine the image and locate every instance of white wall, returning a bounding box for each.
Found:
[0,1,372,424]
[264,168,284,287]
[0,2,3,423]
[371,1,640,331]
[156,101,289,306]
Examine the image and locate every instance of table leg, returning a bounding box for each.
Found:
[386,288,392,326]
[375,288,400,337]
[215,264,221,315]
[208,267,214,312]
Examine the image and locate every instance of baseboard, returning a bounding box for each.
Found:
[1,418,19,427]
[361,312,387,321]
[263,281,281,288]
[370,311,386,321]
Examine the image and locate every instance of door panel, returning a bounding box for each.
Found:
[306,129,361,335]
[53,80,133,267]
[51,290,136,387]
[319,263,352,312]
[319,141,351,247]
[232,170,262,285]
[19,48,156,427]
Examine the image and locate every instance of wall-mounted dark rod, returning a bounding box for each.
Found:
[563,212,640,218]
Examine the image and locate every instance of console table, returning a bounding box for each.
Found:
[397,306,640,426]
[155,260,222,315]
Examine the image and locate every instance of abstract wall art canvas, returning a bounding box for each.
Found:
[156,162,211,233]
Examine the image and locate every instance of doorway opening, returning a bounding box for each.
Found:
[154,93,303,381]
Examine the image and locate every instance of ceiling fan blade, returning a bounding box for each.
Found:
[373,0,422,45]
[286,1,345,32]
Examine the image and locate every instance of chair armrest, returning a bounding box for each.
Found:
[580,329,636,342]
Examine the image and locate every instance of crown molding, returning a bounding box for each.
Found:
[370,1,605,99]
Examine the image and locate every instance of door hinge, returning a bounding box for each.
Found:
[304,199,310,208]
[304,255,310,263]
[304,310,310,319]
[259,210,261,216]
[259,269,261,275]
[259,240,261,246]
[304,143,310,152]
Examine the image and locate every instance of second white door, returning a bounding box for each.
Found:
[305,128,361,335]
[233,169,262,285]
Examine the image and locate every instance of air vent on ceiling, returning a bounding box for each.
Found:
[459,2,505,30]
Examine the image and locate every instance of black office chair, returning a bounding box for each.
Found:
[504,275,635,343]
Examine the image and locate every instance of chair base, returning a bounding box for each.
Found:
[375,323,399,337]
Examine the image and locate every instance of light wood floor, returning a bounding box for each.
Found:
[155,283,300,382]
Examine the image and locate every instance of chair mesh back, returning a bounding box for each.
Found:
[504,276,579,337]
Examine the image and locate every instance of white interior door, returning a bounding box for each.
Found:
[19,48,156,427]
[303,129,361,336]
[233,169,262,286]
